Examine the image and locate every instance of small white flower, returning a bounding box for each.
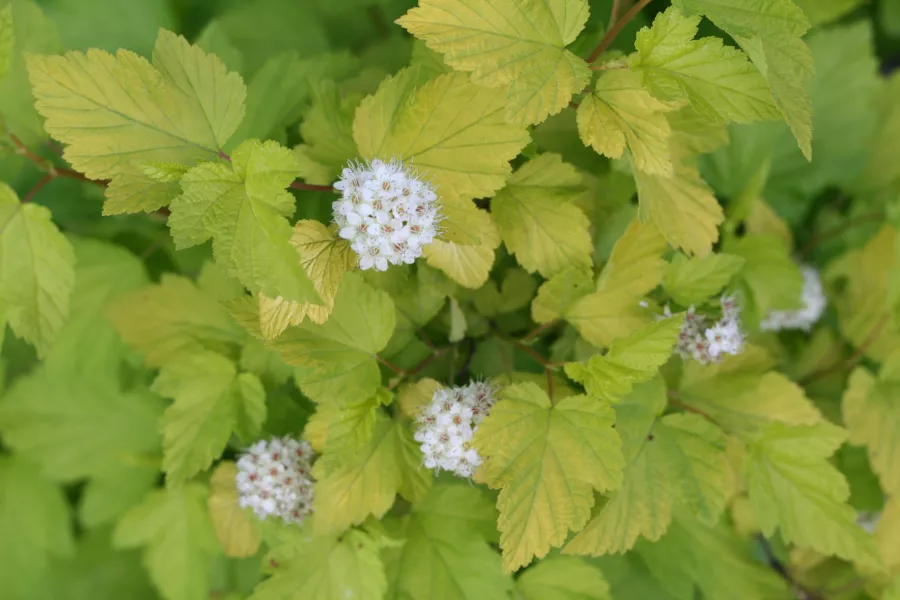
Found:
[235,436,316,525]
[414,381,499,479]
[333,158,442,271]
[760,266,826,332]
[662,294,746,365]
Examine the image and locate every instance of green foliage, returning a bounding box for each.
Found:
[1,0,899,598]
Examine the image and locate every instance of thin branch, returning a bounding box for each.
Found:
[22,174,53,203]
[587,0,653,63]
[376,354,406,375]
[384,346,453,389]
[10,134,106,187]
[799,213,885,256]
[800,314,890,384]
[608,0,622,28]
[545,368,555,403]
[140,235,169,260]
[667,390,718,424]
[521,319,562,343]
[290,181,335,193]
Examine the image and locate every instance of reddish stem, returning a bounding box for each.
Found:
[22,174,53,203]
[800,315,890,384]
[587,0,653,63]
[10,133,106,188]
[290,181,335,193]
[521,319,562,343]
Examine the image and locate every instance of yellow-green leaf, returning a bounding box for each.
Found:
[423,217,501,289]
[207,461,260,558]
[843,362,900,494]
[152,350,265,485]
[249,527,386,600]
[635,162,723,256]
[0,184,75,357]
[354,69,530,201]
[516,556,611,600]
[531,267,594,324]
[312,413,430,533]
[473,382,624,572]
[744,422,881,568]
[397,0,591,125]
[678,347,821,434]
[382,483,511,600]
[168,139,320,305]
[577,70,679,176]
[259,220,357,340]
[597,216,668,299]
[663,252,745,306]
[565,379,728,556]
[630,7,779,124]
[674,0,814,158]
[107,274,245,368]
[492,154,591,278]
[565,317,683,403]
[114,484,219,600]
[27,29,246,208]
[562,218,667,347]
[268,272,395,404]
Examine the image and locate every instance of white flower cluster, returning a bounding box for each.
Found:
[333,158,441,271]
[760,266,826,332]
[236,437,315,525]
[665,295,745,365]
[414,381,498,479]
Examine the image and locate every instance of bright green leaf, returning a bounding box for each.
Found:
[383,483,511,600]
[0,456,73,600]
[636,516,789,600]
[516,556,611,600]
[250,527,385,600]
[113,484,220,600]
[0,373,164,482]
[153,349,265,485]
[674,0,814,158]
